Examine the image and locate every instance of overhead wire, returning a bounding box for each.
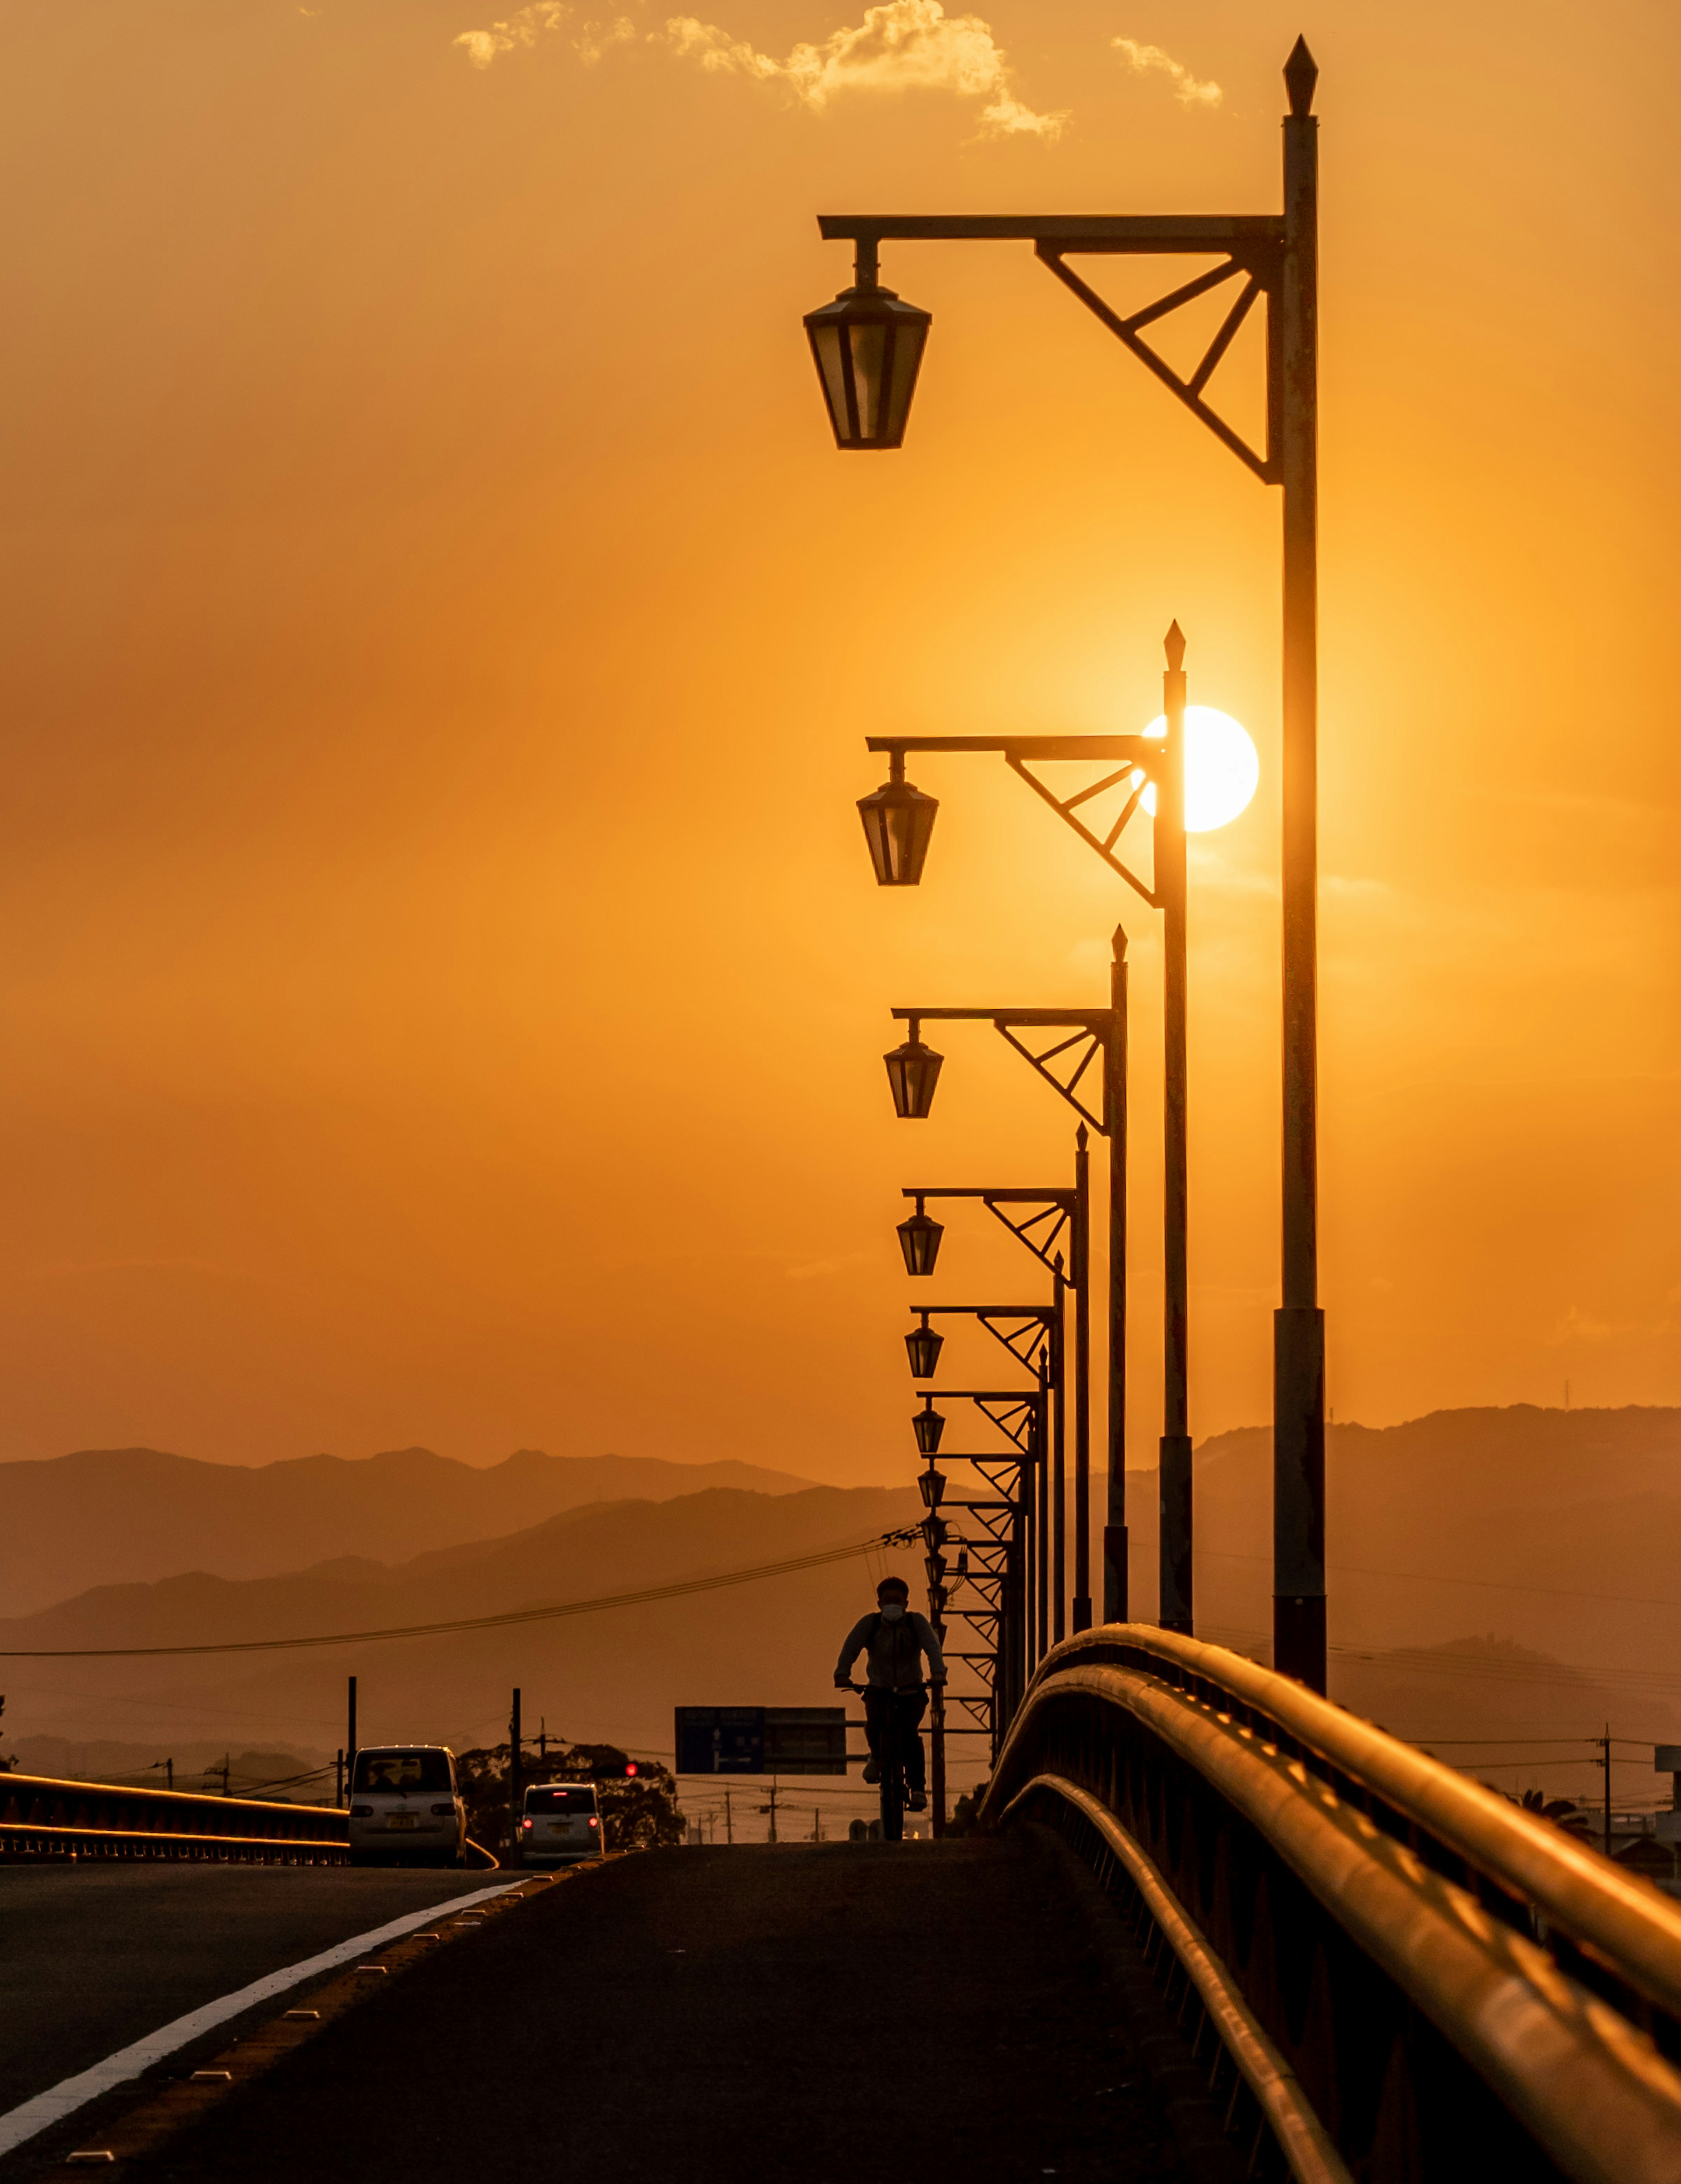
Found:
[0,1527,921,1661]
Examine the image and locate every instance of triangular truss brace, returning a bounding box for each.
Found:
[994,1022,1110,1134]
[976,1310,1053,1373]
[985,1195,1073,1278]
[1036,243,1277,486]
[972,1400,1038,1457]
[1004,756,1158,907]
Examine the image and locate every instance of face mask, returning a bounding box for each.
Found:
[880,1601,906,1622]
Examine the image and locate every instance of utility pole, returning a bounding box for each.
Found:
[1603,1726,1613,1858]
[334,1749,343,1807]
[1104,927,1129,1626]
[1073,1125,1092,1630]
[510,1688,523,1851]
[346,1675,357,1785]
[1158,628,1191,1634]
[538,1718,547,1763]
[1273,36,1326,1693]
[724,1787,734,1845]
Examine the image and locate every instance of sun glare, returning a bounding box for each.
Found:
[1134,706,1260,833]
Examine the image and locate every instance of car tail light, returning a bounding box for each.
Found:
[350,1805,373,1818]
[521,1818,534,1830]
[587,1817,600,1829]
[430,1803,455,1816]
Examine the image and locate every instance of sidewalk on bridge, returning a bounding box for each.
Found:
[80,1838,1206,2184]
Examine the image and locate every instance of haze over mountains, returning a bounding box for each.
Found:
[4,1407,1679,1814]
[0,1483,931,1787]
[0,1446,819,1618]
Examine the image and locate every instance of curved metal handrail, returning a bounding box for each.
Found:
[1004,1628,1681,2022]
[983,1631,1681,2184]
[1001,1771,1354,2184]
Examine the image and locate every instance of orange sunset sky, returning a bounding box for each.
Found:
[0,0,1674,1480]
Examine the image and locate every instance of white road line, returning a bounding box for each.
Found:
[0,1881,522,2158]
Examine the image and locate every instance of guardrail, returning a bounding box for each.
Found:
[0,1771,348,1864]
[980,1627,1681,2184]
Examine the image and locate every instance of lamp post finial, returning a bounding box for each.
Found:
[1284,35,1317,116]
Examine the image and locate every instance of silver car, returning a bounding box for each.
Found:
[348,1744,466,1867]
[518,1782,603,1867]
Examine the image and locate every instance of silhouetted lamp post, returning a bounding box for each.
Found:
[913,1398,946,1456]
[802,38,1328,1692]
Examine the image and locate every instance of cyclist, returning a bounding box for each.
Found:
[834,1575,945,1813]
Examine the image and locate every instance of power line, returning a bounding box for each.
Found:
[0,1527,920,1661]
[1198,1547,1681,1615]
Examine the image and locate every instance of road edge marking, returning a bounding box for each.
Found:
[0,1881,520,2159]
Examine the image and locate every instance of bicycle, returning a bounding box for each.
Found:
[848,1681,927,1843]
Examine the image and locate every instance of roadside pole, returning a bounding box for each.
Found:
[510,1688,523,1857]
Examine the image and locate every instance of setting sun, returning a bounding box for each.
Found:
[1135,706,1261,832]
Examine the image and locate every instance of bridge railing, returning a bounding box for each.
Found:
[979,1626,1681,2184]
[0,1770,348,1864]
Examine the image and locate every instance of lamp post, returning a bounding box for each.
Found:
[900,1180,1084,1640]
[856,649,1190,1634]
[807,41,1326,1689]
[922,1387,1044,1729]
[904,1304,1059,1659]
[881,990,1125,1636]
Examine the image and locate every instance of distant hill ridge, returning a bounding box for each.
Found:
[0,1445,823,1619]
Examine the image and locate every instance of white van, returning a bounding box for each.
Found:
[348,1745,466,1867]
[518,1781,603,1867]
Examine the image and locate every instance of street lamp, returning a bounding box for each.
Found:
[857,752,939,886]
[904,1314,945,1379]
[896,1198,943,1277]
[884,1023,943,1119]
[804,240,932,451]
[918,1461,946,1510]
[913,1399,946,1456]
[803,39,1329,1693]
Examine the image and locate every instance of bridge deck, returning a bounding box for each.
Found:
[113,1839,1189,2183]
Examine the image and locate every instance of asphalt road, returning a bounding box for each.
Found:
[116,1836,1204,2184]
[0,1865,500,2121]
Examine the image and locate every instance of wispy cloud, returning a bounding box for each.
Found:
[455,0,569,68]
[455,0,1066,137]
[1112,35,1220,108]
[662,1,1064,135]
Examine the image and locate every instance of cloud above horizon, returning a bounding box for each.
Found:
[455,0,1067,137]
[1112,35,1220,107]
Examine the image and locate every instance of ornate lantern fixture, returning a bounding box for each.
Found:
[896,1198,943,1278]
[925,1558,946,1595]
[918,1461,946,1510]
[884,1022,943,1118]
[804,250,932,451]
[858,752,938,887]
[904,1314,944,1380]
[920,1512,948,1552]
[912,1398,946,1456]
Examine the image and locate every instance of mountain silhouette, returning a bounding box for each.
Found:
[0,1445,821,1618]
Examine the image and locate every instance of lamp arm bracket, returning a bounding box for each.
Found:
[982,1193,1073,1277]
[975,1310,1054,1370]
[992,1021,1108,1135]
[1006,754,1160,906]
[1035,243,1279,483]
